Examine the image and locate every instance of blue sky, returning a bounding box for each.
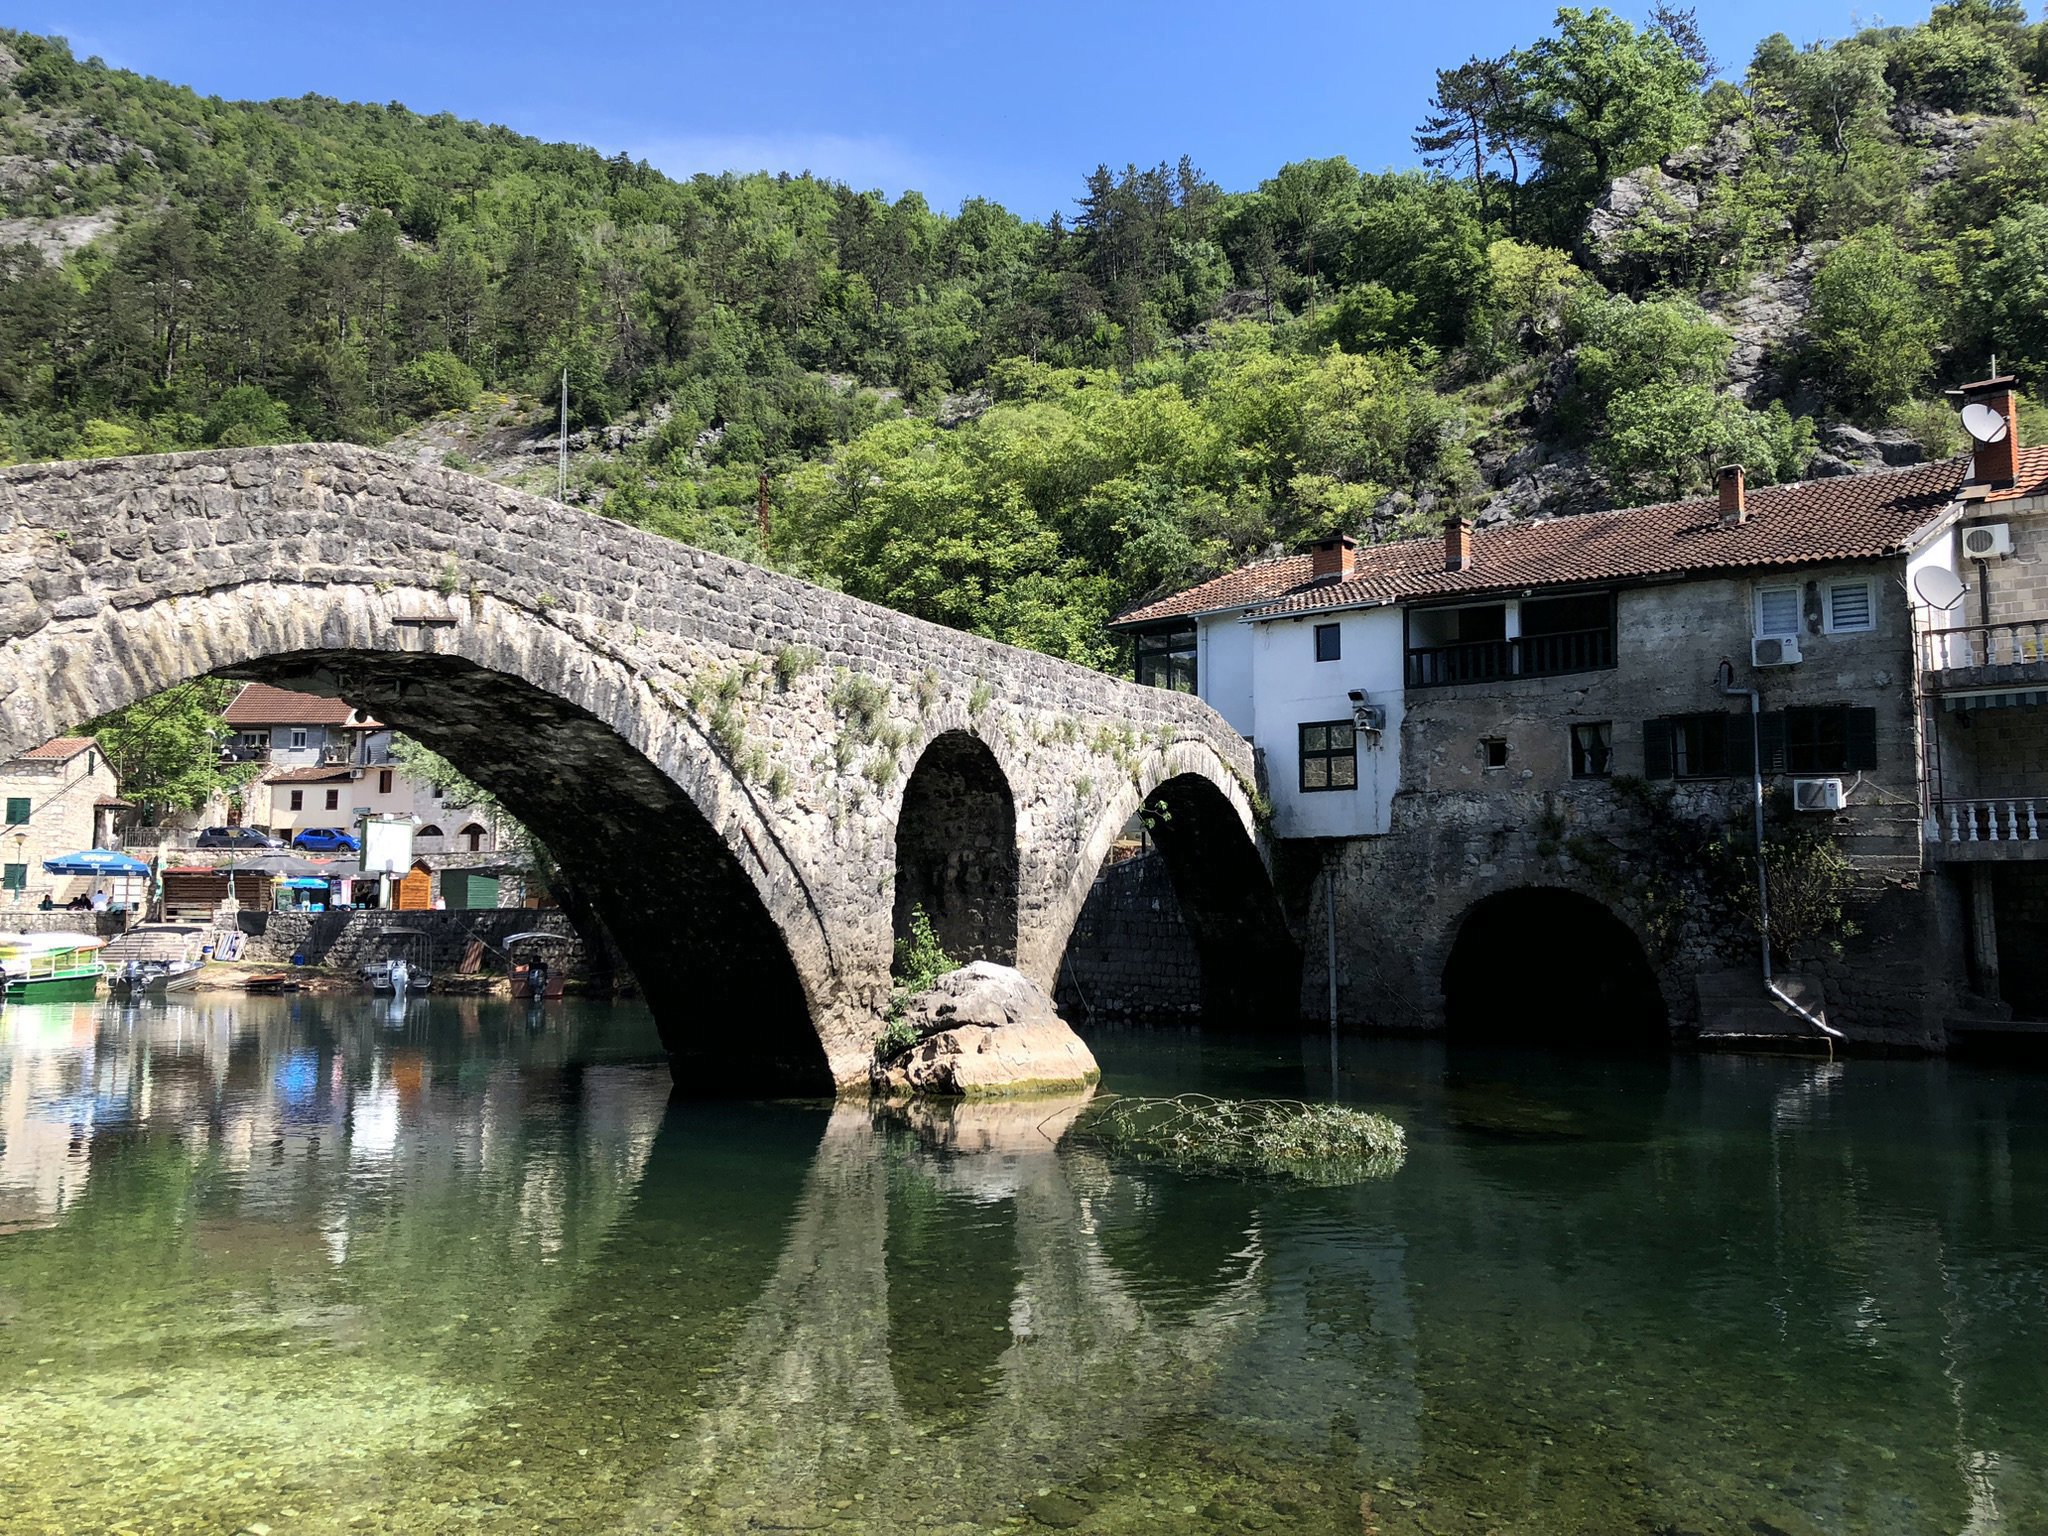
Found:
[31,1,1925,218]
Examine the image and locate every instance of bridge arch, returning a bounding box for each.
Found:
[1441,887,1667,1050]
[893,730,1018,966]
[0,445,1270,1088]
[1048,740,1301,1027]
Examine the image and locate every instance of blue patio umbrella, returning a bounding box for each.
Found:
[42,848,149,877]
[279,876,331,889]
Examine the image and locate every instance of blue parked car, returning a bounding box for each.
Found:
[291,826,360,853]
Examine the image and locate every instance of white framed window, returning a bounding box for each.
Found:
[1824,579,1875,634]
[1755,585,1801,638]
[290,729,307,749]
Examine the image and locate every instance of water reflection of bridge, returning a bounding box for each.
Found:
[3,1004,2044,1533]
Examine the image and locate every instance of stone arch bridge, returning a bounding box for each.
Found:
[0,446,1298,1088]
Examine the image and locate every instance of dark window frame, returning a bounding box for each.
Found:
[1298,719,1359,793]
[288,790,304,811]
[1571,722,1614,779]
[1481,737,1509,769]
[324,788,341,811]
[1644,712,1743,780]
[1314,623,1342,662]
[1133,623,1198,694]
[2,862,26,892]
[378,769,394,794]
[5,796,28,825]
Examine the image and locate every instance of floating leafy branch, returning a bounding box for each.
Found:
[1071,1094,1405,1185]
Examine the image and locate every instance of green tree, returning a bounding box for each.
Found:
[1962,201,2048,379]
[396,349,483,415]
[1808,229,1950,415]
[81,681,254,818]
[1508,7,1705,207]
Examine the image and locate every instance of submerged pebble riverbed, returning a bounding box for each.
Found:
[1,996,2045,1534]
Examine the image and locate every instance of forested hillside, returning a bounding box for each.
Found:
[4,5,2047,668]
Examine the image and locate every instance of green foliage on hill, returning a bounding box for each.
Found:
[3,3,2048,669]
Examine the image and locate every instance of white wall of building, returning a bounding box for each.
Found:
[1195,614,1256,737]
[1249,607,1406,839]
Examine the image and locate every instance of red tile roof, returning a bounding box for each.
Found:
[13,736,96,762]
[223,683,379,729]
[266,765,357,784]
[1110,448,2048,627]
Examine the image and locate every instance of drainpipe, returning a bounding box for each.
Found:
[1718,660,1844,1047]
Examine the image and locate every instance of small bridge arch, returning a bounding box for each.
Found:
[0,445,1289,1087]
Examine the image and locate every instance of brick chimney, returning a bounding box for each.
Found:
[1953,375,2021,487]
[1718,463,1746,524]
[1310,533,1358,583]
[1444,514,1471,572]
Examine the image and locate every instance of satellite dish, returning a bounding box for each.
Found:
[1914,565,1967,611]
[1962,402,2010,444]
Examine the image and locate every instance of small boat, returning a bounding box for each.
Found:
[108,959,203,998]
[0,932,108,1001]
[362,928,433,995]
[243,971,297,994]
[505,931,566,1000]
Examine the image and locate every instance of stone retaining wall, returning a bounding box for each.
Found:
[233,908,589,979]
[1054,852,1203,1025]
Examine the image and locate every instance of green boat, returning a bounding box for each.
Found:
[0,931,108,1001]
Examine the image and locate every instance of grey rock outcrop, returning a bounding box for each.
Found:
[875,962,1101,1098]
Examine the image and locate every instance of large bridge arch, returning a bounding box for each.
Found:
[1044,741,1302,1026]
[1441,886,1668,1050]
[1,445,1272,1088]
[893,729,1018,967]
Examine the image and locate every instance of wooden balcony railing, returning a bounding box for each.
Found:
[1922,620,2048,676]
[1406,627,1616,689]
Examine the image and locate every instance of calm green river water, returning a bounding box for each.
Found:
[1,997,2044,1535]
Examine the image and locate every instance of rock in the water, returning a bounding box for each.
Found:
[874,962,1101,1098]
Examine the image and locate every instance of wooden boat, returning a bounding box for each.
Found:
[243,971,297,994]
[505,931,566,999]
[0,932,107,1001]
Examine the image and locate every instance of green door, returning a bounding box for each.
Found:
[448,872,498,910]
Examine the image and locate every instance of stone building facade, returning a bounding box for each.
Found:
[0,735,124,910]
[1115,377,2048,1051]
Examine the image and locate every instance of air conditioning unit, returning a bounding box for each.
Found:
[1962,523,2013,560]
[1752,634,1803,667]
[1793,777,1845,812]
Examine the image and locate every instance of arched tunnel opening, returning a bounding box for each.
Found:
[892,731,1018,967]
[208,650,834,1092]
[1441,888,1668,1052]
[1056,773,1301,1032]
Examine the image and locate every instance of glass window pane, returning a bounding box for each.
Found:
[1757,587,1800,635]
[1330,755,1357,787]
[1302,725,1327,752]
[1329,722,1355,750]
[1303,758,1329,788]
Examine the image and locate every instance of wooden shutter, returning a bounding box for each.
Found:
[1846,707,1878,770]
[1723,709,1759,777]
[1756,711,1788,775]
[1643,718,1673,780]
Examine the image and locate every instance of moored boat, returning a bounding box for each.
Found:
[0,932,108,1001]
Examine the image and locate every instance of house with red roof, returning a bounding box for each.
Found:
[1,736,125,908]
[221,683,501,855]
[1110,374,2048,1046]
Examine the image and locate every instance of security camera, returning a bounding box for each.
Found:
[1347,688,1366,704]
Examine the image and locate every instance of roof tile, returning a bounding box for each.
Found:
[13,736,96,762]
[1111,449,2048,627]
[223,683,379,728]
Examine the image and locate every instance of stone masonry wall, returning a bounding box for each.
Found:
[0,446,1268,1086]
[1053,852,1203,1025]
[1293,562,1965,1050]
[235,907,586,977]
